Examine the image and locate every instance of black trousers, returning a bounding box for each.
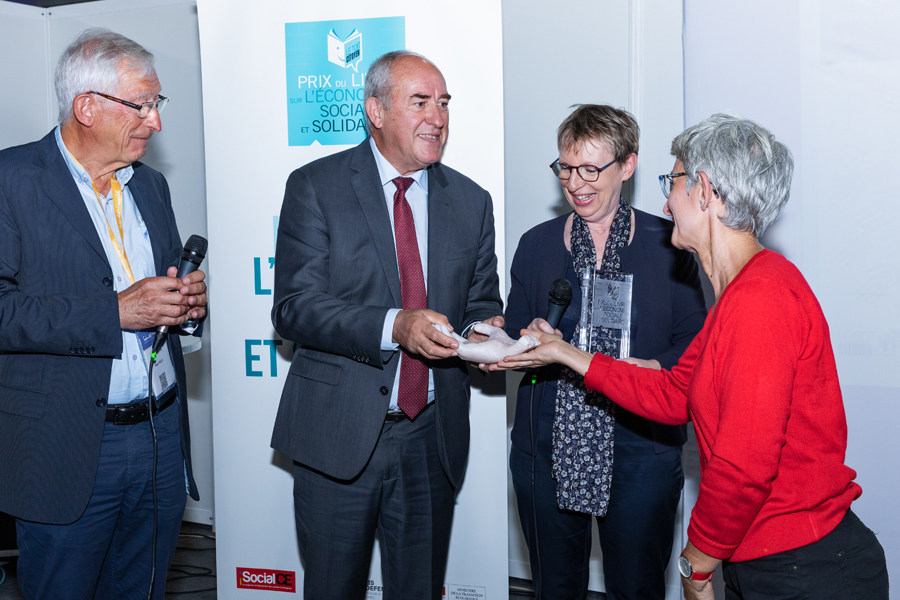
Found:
[292,406,455,600]
[722,509,889,600]
[510,407,683,600]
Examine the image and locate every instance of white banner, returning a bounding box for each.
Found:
[198,1,507,597]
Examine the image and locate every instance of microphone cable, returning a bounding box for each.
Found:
[146,357,159,600]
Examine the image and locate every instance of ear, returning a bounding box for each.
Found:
[365,97,385,131]
[697,171,717,210]
[71,93,95,127]
[619,152,638,181]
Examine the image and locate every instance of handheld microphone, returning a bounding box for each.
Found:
[545,278,573,330]
[151,235,208,357]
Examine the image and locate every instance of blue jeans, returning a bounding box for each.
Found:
[722,509,889,600]
[16,400,186,600]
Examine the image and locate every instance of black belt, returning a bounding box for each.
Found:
[105,387,177,425]
[384,401,433,423]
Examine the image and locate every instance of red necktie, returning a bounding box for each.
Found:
[392,176,429,420]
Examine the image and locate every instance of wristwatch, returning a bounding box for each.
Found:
[678,554,714,581]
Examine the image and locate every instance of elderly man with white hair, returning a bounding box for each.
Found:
[0,28,206,599]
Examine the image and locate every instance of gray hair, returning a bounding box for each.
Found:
[54,28,156,124]
[671,113,793,237]
[363,50,429,134]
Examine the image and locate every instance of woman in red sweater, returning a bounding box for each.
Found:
[494,114,889,600]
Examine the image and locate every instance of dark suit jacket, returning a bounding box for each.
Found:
[506,210,707,453]
[0,131,198,525]
[271,140,502,490]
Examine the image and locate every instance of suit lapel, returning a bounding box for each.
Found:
[34,133,110,267]
[350,141,403,306]
[128,170,165,275]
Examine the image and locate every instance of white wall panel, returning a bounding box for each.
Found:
[0,2,51,149]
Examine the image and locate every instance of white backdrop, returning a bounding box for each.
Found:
[197,1,508,598]
[685,0,900,592]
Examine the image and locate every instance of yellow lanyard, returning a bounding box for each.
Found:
[91,176,136,285]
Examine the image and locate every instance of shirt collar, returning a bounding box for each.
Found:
[54,126,135,191]
[368,136,427,193]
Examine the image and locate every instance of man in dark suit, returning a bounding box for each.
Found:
[0,29,206,599]
[271,50,503,600]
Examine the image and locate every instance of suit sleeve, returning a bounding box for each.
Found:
[271,169,390,366]
[0,180,121,356]
[504,229,537,338]
[461,189,503,328]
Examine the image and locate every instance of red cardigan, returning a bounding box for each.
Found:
[585,250,860,562]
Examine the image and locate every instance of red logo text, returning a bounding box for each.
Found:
[236,567,296,593]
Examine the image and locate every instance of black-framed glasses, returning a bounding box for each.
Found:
[550,158,617,182]
[89,91,168,118]
[659,172,720,199]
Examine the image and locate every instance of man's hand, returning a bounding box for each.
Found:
[169,266,208,321]
[465,315,505,343]
[393,309,458,360]
[118,267,208,330]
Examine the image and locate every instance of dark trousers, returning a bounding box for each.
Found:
[722,509,889,600]
[16,400,187,600]
[510,409,683,600]
[292,406,455,600]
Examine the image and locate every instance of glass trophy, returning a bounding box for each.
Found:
[577,266,634,359]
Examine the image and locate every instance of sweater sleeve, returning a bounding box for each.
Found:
[585,334,699,426]
[686,279,806,559]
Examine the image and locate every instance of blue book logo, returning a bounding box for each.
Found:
[285,17,405,146]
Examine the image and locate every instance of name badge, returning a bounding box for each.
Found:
[137,331,177,401]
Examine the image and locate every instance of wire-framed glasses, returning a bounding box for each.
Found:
[659,172,686,199]
[89,91,168,118]
[659,172,720,199]
[550,158,617,182]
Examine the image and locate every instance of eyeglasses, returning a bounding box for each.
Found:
[659,172,720,199]
[659,172,685,199]
[89,91,168,118]
[550,158,617,182]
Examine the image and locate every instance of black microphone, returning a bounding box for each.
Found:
[151,235,208,357]
[545,278,573,330]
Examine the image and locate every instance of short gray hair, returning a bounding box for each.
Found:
[363,50,429,134]
[54,28,156,124]
[671,113,793,237]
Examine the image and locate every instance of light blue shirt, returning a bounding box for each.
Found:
[55,127,156,405]
[370,137,435,408]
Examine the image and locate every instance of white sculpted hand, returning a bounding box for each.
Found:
[432,323,540,363]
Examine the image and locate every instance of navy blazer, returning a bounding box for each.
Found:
[0,131,198,524]
[506,210,707,453]
[271,140,502,489]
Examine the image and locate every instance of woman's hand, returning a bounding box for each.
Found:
[524,317,562,338]
[680,541,721,600]
[488,330,594,375]
[682,579,716,600]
